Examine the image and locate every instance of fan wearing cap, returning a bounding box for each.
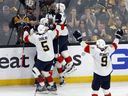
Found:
[23,17,59,94]
[73,29,123,96]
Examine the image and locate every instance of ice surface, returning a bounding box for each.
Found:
[0,82,128,96]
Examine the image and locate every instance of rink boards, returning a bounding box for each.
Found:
[0,44,128,86]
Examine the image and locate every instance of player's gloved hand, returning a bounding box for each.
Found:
[115,29,123,39]
[30,28,35,35]
[55,13,62,24]
[49,24,56,30]
[73,30,82,42]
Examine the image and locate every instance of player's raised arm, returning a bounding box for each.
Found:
[23,25,31,43]
[73,30,90,53]
[111,29,123,50]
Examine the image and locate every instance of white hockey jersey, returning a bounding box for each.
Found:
[90,46,114,76]
[46,12,68,36]
[80,39,119,76]
[24,30,57,62]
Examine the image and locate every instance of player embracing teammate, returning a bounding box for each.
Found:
[45,2,76,86]
[23,2,75,95]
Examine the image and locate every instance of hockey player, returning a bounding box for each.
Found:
[23,18,58,94]
[73,29,123,96]
[44,3,76,86]
[53,3,76,85]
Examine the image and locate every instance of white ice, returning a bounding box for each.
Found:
[0,82,128,96]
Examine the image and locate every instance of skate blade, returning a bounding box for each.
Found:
[49,91,58,95]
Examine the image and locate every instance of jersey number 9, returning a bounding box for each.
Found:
[101,56,107,67]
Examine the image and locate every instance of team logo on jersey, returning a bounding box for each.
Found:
[111,49,128,69]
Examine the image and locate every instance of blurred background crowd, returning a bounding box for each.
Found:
[0,0,128,46]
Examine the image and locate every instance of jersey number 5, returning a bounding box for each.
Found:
[41,41,49,51]
[101,56,107,67]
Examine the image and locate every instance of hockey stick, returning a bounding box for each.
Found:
[57,0,60,57]
[17,1,25,67]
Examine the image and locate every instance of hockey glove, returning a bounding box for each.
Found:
[55,13,62,24]
[48,24,56,30]
[73,30,82,42]
[115,29,123,39]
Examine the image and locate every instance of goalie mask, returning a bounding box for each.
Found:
[56,3,65,13]
[37,25,48,34]
[40,18,49,26]
[96,39,106,50]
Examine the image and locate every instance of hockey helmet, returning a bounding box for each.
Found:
[40,17,49,26]
[37,25,48,34]
[96,39,106,49]
[56,3,65,13]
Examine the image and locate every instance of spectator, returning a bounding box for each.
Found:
[106,6,115,27]
[9,9,31,45]
[93,4,110,25]
[115,2,128,26]
[110,16,128,41]
[26,7,38,29]
[1,5,14,45]
[68,8,79,28]
[80,7,96,41]
[38,0,55,19]
[67,8,80,43]
[93,19,112,42]
[67,0,87,17]
[78,20,88,41]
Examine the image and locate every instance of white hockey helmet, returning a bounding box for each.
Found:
[37,25,48,34]
[96,39,106,49]
[56,3,65,13]
[40,18,49,26]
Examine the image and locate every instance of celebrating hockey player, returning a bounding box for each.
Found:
[23,18,58,94]
[73,29,123,96]
[53,3,76,85]
[44,2,76,86]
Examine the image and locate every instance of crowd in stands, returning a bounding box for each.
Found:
[67,0,128,43]
[0,0,128,45]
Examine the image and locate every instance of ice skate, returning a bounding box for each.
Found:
[35,84,48,94]
[63,64,77,75]
[47,83,58,95]
[59,76,65,86]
